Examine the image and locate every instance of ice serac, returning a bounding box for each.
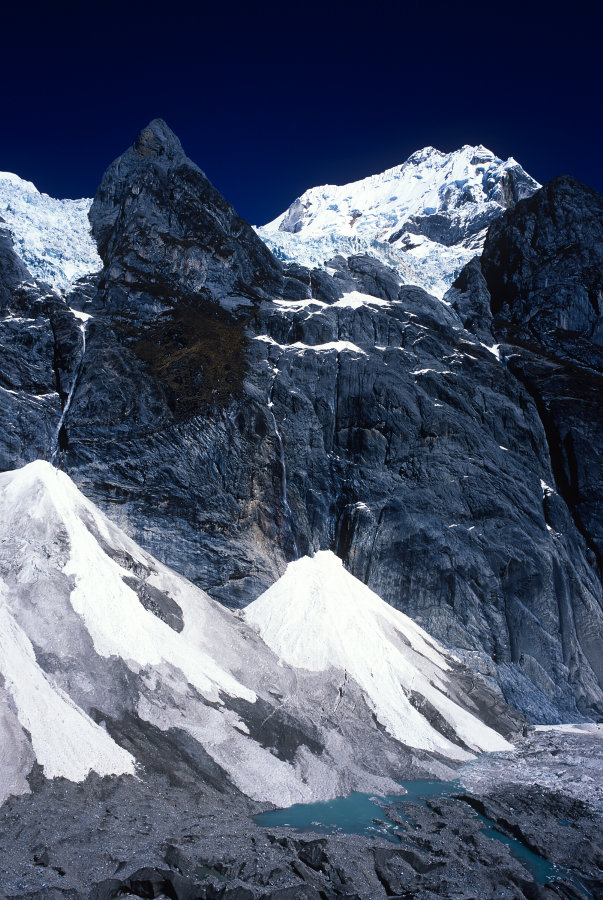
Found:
[257,144,540,297]
[0,461,522,807]
[0,172,101,291]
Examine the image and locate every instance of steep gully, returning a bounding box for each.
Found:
[268,362,299,559]
[50,312,89,464]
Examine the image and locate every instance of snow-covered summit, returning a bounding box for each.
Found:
[257,144,540,297]
[0,145,537,299]
[245,551,513,758]
[0,173,101,291]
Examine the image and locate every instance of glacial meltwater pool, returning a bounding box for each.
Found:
[253,779,588,892]
[253,780,455,841]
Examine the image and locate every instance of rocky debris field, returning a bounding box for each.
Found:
[1,728,601,900]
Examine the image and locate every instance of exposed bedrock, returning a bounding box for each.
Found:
[0,123,601,721]
[447,176,603,710]
[448,176,603,566]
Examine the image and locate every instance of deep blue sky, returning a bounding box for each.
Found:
[2,1,601,224]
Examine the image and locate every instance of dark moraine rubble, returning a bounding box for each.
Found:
[0,728,601,899]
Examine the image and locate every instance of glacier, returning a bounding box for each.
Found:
[0,145,538,300]
[0,172,101,291]
[257,144,540,297]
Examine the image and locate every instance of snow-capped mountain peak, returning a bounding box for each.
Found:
[0,144,537,300]
[0,172,101,291]
[258,144,540,297]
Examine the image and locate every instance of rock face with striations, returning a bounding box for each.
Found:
[0,122,602,723]
[448,176,603,581]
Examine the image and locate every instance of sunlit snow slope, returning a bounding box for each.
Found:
[0,146,537,299]
[0,173,101,291]
[258,145,539,297]
[245,551,513,758]
[0,462,517,807]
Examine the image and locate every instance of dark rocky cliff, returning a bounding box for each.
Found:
[448,176,603,689]
[0,219,81,468]
[0,123,601,722]
[485,177,601,565]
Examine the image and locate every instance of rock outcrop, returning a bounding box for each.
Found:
[448,175,603,688]
[89,118,283,313]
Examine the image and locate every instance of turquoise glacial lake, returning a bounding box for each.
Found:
[253,779,588,892]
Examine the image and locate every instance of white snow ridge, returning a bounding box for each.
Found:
[257,145,539,297]
[0,461,515,807]
[0,147,538,299]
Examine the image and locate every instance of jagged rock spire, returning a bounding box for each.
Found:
[89,118,281,304]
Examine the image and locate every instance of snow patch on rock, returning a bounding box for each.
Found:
[255,335,368,355]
